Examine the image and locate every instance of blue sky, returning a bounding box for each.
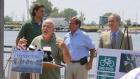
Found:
[4,0,140,24]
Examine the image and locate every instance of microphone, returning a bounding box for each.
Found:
[28,45,37,51]
[43,46,53,62]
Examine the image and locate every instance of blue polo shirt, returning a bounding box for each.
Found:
[64,29,95,61]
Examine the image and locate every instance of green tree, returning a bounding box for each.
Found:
[33,0,53,16]
[4,16,13,23]
[50,7,60,17]
[125,19,131,26]
[78,12,85,24]
[60,8,77,20]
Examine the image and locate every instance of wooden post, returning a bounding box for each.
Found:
[0,0,4,78]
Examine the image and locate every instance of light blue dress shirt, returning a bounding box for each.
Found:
[64,29,95,61]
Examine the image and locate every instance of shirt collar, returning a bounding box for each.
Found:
[111,30,119,36]
[41,33,56,42]
[70,29,81,36]
[31,17,43,26]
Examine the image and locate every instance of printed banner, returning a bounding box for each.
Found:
[11,48,44,73]
[96,48,140,79]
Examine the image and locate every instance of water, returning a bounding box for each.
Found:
[4,31,140,50]
[4,31,140,79]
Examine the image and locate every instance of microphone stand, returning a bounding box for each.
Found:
[120,25,130,50]
[119,25,136,73]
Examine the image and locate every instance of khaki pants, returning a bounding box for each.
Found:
[65,63,88,79]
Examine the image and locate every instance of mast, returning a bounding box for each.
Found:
[26,0,30,20]
[136,12,138,34]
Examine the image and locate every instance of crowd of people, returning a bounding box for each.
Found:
[14,3,135,79]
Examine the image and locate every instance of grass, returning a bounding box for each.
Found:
[127,26,140,30]
[80,25,99,32]
[80,25,140,31]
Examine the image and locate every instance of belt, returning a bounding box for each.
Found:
[71,60,80,63]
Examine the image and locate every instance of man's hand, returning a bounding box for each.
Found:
[17,37,27,50]
[57,40,71,64]
[86,48,96,70]
[86,62,93,70]
[57,40,66,49]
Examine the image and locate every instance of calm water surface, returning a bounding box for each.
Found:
[4,31,140,50]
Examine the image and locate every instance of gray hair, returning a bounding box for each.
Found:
[42,18,55,27]
[109,13,121,23]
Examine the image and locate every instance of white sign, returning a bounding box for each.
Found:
[96,48,140,79]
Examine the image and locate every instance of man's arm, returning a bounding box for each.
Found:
[16,25,26,45]
[87,48,96,70]
[57,40,71,64]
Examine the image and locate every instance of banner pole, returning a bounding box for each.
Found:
[0,0,4,78]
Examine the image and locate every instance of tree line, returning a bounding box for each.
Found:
[5,0,136,26]
[5,0,85,24]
